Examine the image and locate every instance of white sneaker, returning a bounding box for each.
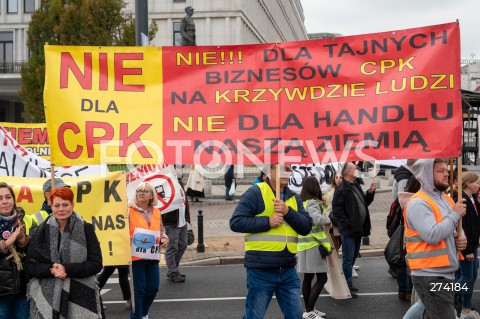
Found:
[352,269,359,278]
[303,311,323,319]
[354,265,360,270]
[461,310,480,319]
[142,316,149,319]
[314,309,327,317]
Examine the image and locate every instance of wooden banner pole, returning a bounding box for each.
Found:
[129,263,135,313]
[276,164,281,200]
[457,156,463,235]
[449,158,454,199]
[50,164,55,189]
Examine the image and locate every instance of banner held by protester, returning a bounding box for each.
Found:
[4,172,130,266]
[44,22,461,165]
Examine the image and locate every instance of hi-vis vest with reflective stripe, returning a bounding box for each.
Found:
[245,182,299,253]
[404,190,454,270]
[297,200,331,252]
[129,206,162,261]
[32,210,49,227]
[23,214,34,236]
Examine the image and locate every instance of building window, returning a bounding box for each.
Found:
[7,0,18,13]
[24,0,35,13]
[173,0,186,2]
[0,32,14,62]
[173,22,182,46]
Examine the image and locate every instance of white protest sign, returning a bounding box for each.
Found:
[126,164,184,214]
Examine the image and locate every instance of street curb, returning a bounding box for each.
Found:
[357,248,384,258]
[181,256,244,266]
[190,188,391,207]
[181,249,385,267]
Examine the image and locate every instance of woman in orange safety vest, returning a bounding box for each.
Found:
[129,182,169,319]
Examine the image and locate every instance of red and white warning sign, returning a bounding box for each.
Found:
[127,164,184,213]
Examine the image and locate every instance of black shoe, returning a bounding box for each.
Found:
[388,268,397,278]
[349,287,359,292]
[170,272,186,283]
[349,290,358,298]
[454,296,462,317]
[167,272,186,279]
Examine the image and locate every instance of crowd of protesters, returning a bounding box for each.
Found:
[1,160,479,319]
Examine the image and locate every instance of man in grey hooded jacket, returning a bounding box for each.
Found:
[405,158,467,319]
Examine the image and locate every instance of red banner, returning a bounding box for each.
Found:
[162,22,461,164]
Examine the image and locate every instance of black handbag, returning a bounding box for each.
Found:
[384,223,405,269]
[318,245,332,258]
[187,222,195,245]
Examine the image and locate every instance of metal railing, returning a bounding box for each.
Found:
[0,61,27,73]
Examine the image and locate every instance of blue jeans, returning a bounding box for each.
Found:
[341,234,361,288]
[0,293,29,319]
[397,266,413,293]
[131,260,160,319]
[243,267,302,319]
[454,249,478,309]
[403,299,425,319]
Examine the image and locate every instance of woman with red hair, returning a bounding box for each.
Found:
[26,187,103,319]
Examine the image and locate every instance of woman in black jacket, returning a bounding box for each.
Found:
[454,172,480,318]
[0,182,30,319]
[26,187,103,319]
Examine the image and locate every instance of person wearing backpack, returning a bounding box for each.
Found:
[388,161,414,279]
[392,161,415,200]
[392,176,420,302]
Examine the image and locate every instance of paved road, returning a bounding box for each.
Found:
[179,190,395,265]
[99,256,444,319]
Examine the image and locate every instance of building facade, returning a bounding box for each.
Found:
[462,63,480,92]
[0,0,38,122]
[0,0,307,122]
[125,0,307,46]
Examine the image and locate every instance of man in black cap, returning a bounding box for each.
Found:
[180,6,196,46]
[32,178,70,227]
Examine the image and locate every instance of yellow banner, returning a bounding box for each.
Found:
[44,45,163,165]
[0,122,50,159]
[4,172,130,266]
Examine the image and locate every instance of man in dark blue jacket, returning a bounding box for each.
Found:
[332,162,375,298]
[230,164,312,319]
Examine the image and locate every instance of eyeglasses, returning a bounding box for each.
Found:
[136,190,151,194]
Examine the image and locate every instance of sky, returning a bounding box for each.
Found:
[301,0,480,62]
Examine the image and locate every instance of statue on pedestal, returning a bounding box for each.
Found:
[180,6,196,46]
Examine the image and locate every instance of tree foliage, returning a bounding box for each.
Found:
[20,0,158,122]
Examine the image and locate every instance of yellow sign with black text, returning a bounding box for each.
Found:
[4,172,130,266]
[44,45,163,165]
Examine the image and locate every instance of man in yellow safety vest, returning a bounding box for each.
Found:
[230,163,312,319]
